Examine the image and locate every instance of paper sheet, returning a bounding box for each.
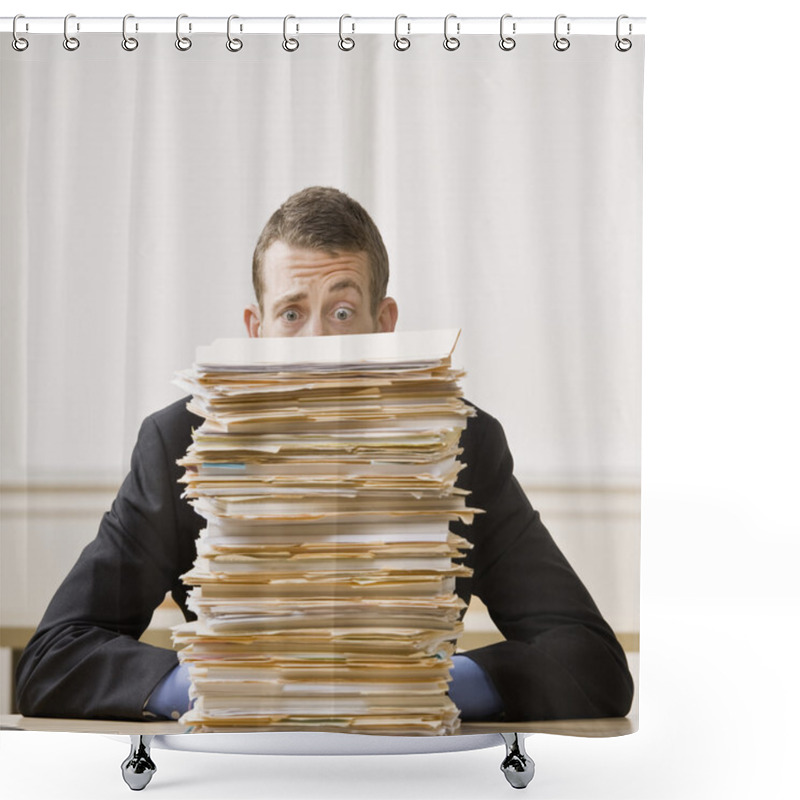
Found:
[173,330,476,735]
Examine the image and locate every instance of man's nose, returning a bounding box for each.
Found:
[307,315,328,336]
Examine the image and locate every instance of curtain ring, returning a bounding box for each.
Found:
[499,14,516,51]
[338,14,355,51]
[282,15,299,52]
[122,14,139,51]
[615,15,632,52]
[443,14,460,51]
[226,15,243,52]
[12,15,29,52]
[553,14,570,51]
[394,14,410,51]
[175,14,192,51]
[63,13,80,51]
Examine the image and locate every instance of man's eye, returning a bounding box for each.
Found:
[282,309,300,322]
[334,307,353,321]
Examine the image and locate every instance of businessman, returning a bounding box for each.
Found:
[16,186,634,723]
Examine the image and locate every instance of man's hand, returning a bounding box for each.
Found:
[144,662,192,720]
[449,654,504,720]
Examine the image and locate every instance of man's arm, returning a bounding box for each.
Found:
[456,408,634,721]
[15,403,199,720]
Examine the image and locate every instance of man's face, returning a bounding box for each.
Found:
[245,241,397,338]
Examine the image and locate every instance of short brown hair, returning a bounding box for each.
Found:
[252,187,389,316]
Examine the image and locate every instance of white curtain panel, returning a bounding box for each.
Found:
[1,32,643,640]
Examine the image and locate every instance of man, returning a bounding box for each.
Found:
[16,187,633,723]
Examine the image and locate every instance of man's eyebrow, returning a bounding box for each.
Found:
[327,279,363,296]
[271,290,307,313]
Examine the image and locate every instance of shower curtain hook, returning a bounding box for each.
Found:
[122,14,139,51]
[615,15,633,51]
[443,14,460,51]
[12,15,29,51]
[394,14,411,51]
[338,14,355,51]
[63,13,80,51]
[499,14,516,51]
[282,15,299,51]
[553,14,570,51]
[226,15,243,52]
[175,14,192,50]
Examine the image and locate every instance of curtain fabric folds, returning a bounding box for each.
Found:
[0,30,644,729]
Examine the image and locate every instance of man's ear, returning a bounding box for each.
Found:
[375,297,399,333]
[244,304,261,338]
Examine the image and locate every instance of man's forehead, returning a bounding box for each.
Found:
[261,242,371,289]
[271,278,363,305]
[264,240,366,266]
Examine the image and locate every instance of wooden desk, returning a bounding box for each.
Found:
[2,711,634,792]
[1,713,635,738]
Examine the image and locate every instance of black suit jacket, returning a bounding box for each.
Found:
[16,397,633,722]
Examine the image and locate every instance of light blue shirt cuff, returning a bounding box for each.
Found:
[449,654,504,720]
[144,663,192,720]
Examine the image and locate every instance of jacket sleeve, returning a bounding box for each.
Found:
[15,412,195,720]
[459,411,634,721]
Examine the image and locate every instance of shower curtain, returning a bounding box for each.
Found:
[0,20,644,733]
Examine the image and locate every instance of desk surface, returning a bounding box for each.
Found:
[1,713,635,738]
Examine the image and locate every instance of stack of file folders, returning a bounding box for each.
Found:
[172,329,478,735]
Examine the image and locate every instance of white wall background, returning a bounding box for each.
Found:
[1,26,641,487]
[2,2,800,800]
[0,6,644,665]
